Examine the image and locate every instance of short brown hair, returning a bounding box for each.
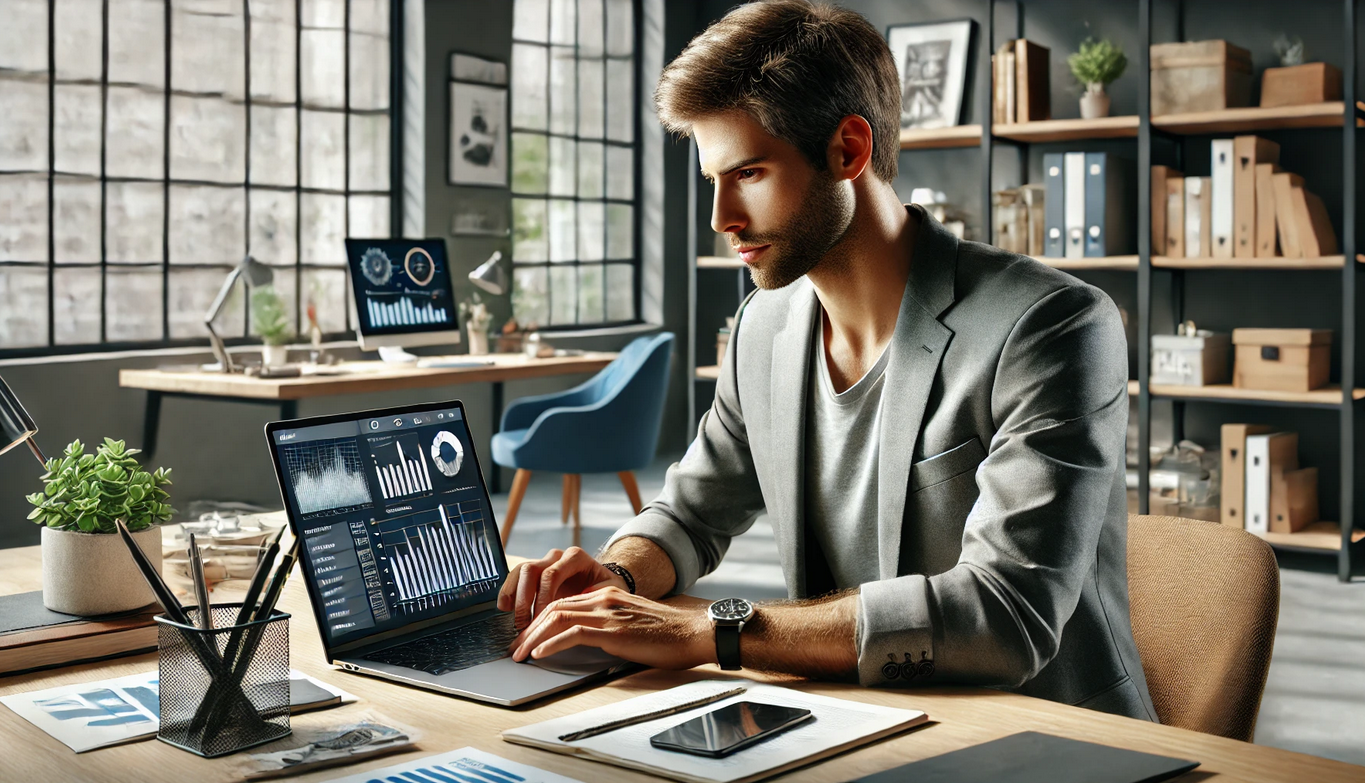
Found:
[654,0,900,182]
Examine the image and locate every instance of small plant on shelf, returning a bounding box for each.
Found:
[1068,38,1127,119]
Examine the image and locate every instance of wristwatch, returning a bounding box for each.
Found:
[707,597,755,671]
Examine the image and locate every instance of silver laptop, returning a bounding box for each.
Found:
[265,399,624,706]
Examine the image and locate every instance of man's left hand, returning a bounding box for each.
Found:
[509,588,715,670]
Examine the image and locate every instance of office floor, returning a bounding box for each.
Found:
[495,455,1365,767]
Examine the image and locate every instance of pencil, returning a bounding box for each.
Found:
[558,686,749,742]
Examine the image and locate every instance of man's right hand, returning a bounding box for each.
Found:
[496,547,628,629]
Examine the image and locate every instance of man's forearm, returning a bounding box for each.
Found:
[600,536,678,599]
[737,591,860,680]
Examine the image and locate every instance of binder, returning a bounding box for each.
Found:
[1083,153,1135,257]
[1254,163,1281,257]
[1233,136,1280,257]
[1150,165,1180,256]
[1200,174,1214,258]
[1184,176,1210,258]
[1165,176,1185,258]
[1221,423,1272,527]
[1272,171,1305,257]
[1245,432,1298,535]
[1271,467,1320,534]
[1064,152,1086,259]
[1043,153,1066,257]
[1210,139,1235,258]
[1295,188,1338,257]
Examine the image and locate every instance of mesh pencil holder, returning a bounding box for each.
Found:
[155,604,292,758]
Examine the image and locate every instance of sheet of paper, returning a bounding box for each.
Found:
[321,746,585,783]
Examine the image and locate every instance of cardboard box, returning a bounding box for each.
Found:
[1151,40,1252,115]
[1232,328,1332,392]
[1151,331,1231,386]
[1260,62,1342,108]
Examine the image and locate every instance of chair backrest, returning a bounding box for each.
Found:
[588,332,675,468]
[1126,514,1279,741]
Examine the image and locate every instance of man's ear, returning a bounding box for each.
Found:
[826,115,874,182]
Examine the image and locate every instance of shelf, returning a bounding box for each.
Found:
[695,365,720,381]
[1151,101,1364,135]
[994,116,1139,143]
[1128,380,1140,396]
[697,256,744,270]
[1153,255,1351,270]
[1033,255,1139,271]
[899,124,982,150]
[1147,383,1365,407]
[1255,522,1365,552]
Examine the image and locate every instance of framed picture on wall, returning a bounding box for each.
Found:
[886,20,975,130]
[448,52,509,187]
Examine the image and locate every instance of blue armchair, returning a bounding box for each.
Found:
[492,333,675,546]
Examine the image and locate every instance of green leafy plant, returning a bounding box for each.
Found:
[1068,38,1128,88]
[251,285,294,347]
[26,438,174,533]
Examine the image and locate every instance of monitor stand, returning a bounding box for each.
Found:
[377,346,420,364]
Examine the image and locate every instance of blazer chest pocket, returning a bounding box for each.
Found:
[910,438,987,492]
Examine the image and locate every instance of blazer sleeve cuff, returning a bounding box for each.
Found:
[857,574,938,687]
[605,512,703,595]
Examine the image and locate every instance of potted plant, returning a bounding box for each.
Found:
[1068,38,1127,119]
[27,438,175,615]
[251,285,293,366]
[459,292,493,356]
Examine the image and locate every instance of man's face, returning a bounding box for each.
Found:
[694,112,854,290]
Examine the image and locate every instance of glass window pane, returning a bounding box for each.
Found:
[0,174,48,262]
[549,264,575,324]
[54,0,103,82]
[301,29,346,108]
[348,195,390,239]
[578,201,604,261]
[53,267,102,345]
[300,193,346,264]
[512,265,548,327]
[170,266,244,339]
[170,96,246,183]
[0,75,49,171]
[301,267,348,332]
[0,266,49,348]
[54,85,102,176]
[549,47,575,135]
[300,110,346,190]
[171,2,245,99]
[248,189,297,265]
[106,266,164,341]
[607,203,632,259]
[606,58,634,142]
[106,181,165,263]
[351,0,389,36]
[578,59,604,139]
[249,276,297,340]
[605,262,633,321]
[106,86,165,179]
[548,137,574,197]
[606,0,633,57]
[511,44,547,131]
[578,0,604,57]
[168,184,245,265]
[349,113,389,191]
[350,32,389,111]
[53,178,102,263]
[606,145,632,200]
[109,0,165,88]
[250,1,297,103]
[0,0,48,73]
[513,0,548,43]
[578,141,604,198]
[301,0,345,28]
[511,132,547,194]
[549,199,576,263]
[512,198,548,262]
[250,105,298,187]
[549,0,574,45]
[577,264,603,324]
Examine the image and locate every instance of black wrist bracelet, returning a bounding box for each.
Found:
[601,562,636,594]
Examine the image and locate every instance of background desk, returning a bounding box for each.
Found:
[118,352,615,493]
[1,546,1361,782]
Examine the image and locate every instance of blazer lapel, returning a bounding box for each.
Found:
[769,279,818,597]
[876,207,958,579]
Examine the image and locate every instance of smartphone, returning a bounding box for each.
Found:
[648,701,814,758]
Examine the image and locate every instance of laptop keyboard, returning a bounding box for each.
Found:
[364,612,520,676]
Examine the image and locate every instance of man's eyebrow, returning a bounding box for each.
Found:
[702,156,768,179]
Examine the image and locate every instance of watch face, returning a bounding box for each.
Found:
[710,598,754,622]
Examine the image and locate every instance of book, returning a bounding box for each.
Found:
[1014,40,1050,123]
[1004,50,1017,126]
[1245,432,1299,535]
[0,591,158,677]
[1064,152,1086,259]
[1150,165,1180,256]
[1233,136,1279,257]
[1020,183,1046,256]
[993,40,1016,125]
[1165,175,1185,258]
[1084,153,1135,257]
[1272,171,1306,256]
[1221,423,1272,527]
[1043,153,1066,257]
[1184,176,1210,258]
[1254,163,1281,257]
[502,679,929,783]
[1299,189,1338,257]
[1210,139,1235,257]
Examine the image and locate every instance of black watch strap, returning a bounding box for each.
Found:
[716,622,742,670]
[601,562,636,594]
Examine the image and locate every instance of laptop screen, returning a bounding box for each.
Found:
[268,402,508,649]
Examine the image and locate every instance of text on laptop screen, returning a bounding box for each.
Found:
[272,407,506,646]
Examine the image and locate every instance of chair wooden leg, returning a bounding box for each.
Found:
[561,474,573,526]
[570,474,582,549]
[500,469,532,544]
[618,471,643,515]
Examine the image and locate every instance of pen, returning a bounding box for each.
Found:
[557,686,749,742]
[188,533,213,630]
[116,518,191,627]
[235,528,284,626]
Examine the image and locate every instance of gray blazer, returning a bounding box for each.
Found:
[609,206,1158,721]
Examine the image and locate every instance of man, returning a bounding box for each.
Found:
[498,0,1156,721]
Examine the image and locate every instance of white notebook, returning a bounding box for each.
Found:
[501,679,928,783]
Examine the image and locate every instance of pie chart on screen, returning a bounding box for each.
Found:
[431,430,464,477]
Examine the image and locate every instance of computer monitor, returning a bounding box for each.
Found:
[345,238,462,353]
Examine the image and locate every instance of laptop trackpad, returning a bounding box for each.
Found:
[528,646,626,675]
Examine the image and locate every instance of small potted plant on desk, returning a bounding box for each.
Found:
[26,438,175,615]
[460,292,493,356]
[1068,37,1127,119]
[252,285,294,367]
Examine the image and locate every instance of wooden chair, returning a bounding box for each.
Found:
[1127,514,1280,741]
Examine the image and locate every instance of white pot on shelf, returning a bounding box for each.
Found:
[261,343,288,367]
[41,525,161,616]
[1080,83,1111,119]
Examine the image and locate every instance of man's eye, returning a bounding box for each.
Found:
[737,169,758,180]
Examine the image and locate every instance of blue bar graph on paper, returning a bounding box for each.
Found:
[367,296,448,328]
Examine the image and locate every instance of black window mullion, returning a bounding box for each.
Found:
[99,0,110,343]
[294,0,303,337]
[631,0,641,322]
[161,0,171,341]
[46,0,55,347]
[600,0,608,317]
[543,2,552,325]
[243,0,253,338]
[573,0,580,326]
[343,0,351,332]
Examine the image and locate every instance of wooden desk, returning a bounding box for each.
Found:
[0,545,1359,783]
[119,352,614,492]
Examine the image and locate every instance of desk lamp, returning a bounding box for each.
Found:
[0,375,47,468]
[468,251,507,295]
[205,255,274,374]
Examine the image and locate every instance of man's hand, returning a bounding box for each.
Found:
[509,588,714,669]
[496,547,627,628]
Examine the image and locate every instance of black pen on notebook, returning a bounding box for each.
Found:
[558,686,748,742]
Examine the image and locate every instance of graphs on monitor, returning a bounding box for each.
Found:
[380,501,498,614]
[349,242,454,333]
[370,434,432,501]
[281,437,373,518]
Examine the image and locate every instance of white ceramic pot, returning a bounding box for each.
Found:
[41,525,161,616]
[261,343,288,367]
[1080,84,1111,119]
[467,329,490,356]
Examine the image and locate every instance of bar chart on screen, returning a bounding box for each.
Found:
[370,434,433,501]
[365,295,450,327]
[379,501,499,614]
